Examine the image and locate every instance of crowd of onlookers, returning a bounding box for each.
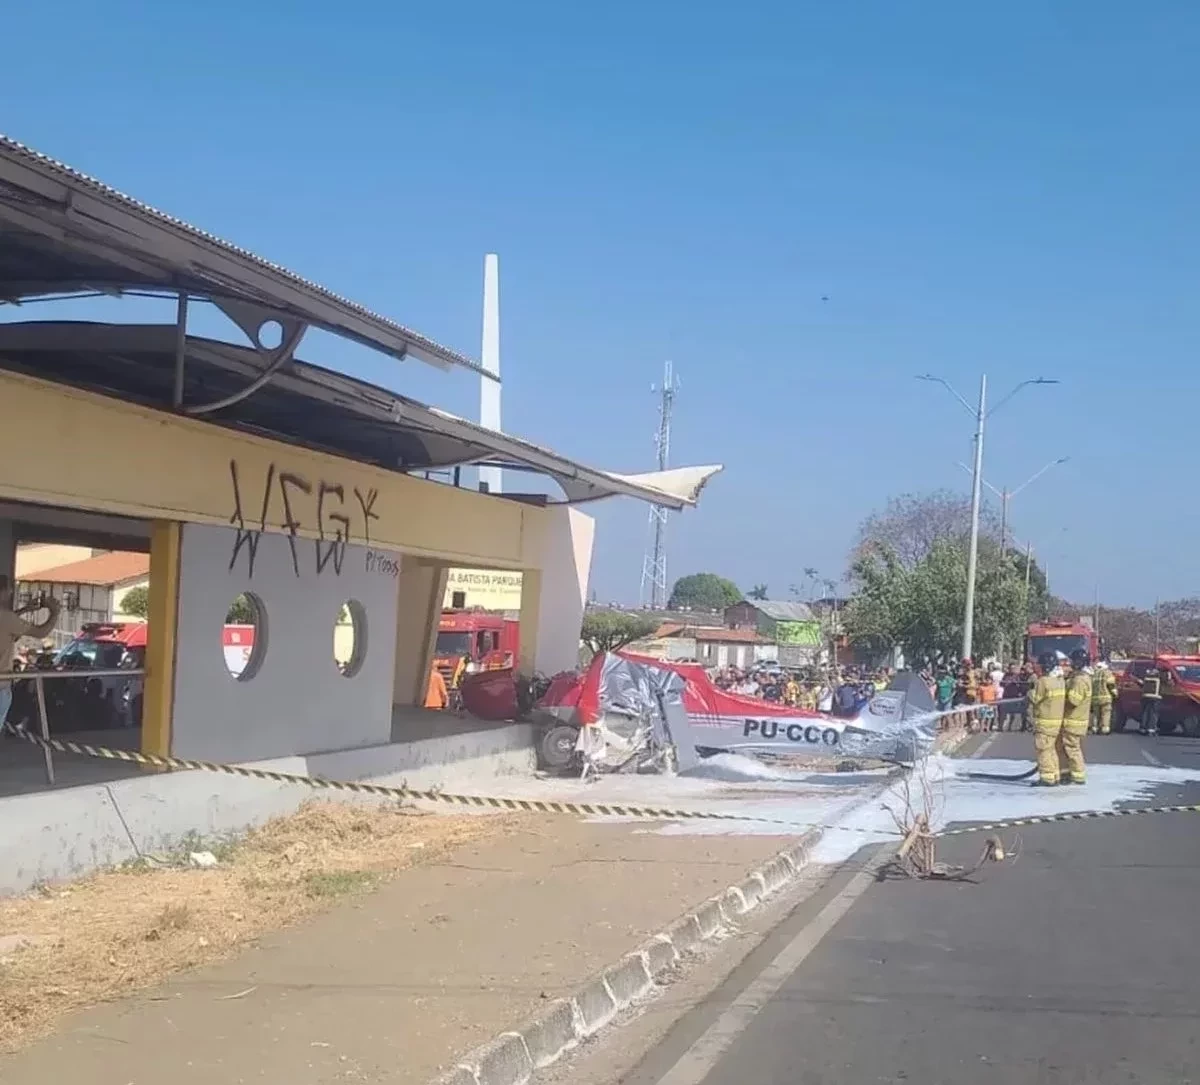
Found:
[711,658,1036,731]
[924,659,1035,731]
[712,664,896,718]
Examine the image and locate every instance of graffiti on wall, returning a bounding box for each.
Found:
[365,550,400,578]
[228,460,380,578]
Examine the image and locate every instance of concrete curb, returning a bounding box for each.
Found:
[427,739,972,1085]
[429,828,824,1085]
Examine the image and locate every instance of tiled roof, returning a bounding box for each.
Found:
[23,551,149,586]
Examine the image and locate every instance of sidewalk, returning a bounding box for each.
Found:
[1,816,807,1085]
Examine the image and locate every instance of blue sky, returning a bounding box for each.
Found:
[3,1,1197,608]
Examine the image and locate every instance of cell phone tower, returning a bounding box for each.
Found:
[639,361,678,609]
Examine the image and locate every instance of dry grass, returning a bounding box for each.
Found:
[0,800,528,1053]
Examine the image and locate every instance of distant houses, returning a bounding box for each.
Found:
[616,598,827,669]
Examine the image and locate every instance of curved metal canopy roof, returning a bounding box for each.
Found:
[0,135,721,509]
[0,133,483,376]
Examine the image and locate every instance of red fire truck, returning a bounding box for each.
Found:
[1024,619,1101,666]
[433,610,520,691]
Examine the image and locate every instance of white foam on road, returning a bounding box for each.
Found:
[678,752,886,784]
[436,754,887,836]
[806,753,1200,863]
[438,750,1200,854]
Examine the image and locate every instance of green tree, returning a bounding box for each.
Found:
[748,583,769,601]
[844,538,1047,667]
[668,573,742,611]
[119,584,150,619]
[580,610,660,657]
[226,594,256,624]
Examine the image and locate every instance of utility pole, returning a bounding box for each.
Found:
[962,375,987,661]
[957,457,1068,563]
[824,578,839,671]
[919,374,1058,663]
[1093,584,1100,638]
[639,362,677,608]
[999,491,1009,562]
[1155,598,1161,654]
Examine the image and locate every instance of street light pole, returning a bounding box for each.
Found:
[957,457,1069,562]
[962,375,987,662]
[919,373,1059,663]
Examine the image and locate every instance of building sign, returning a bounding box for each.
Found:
[775,620,823,646]
[443,568,524,611]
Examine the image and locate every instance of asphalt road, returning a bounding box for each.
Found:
[621,731,1200,1085]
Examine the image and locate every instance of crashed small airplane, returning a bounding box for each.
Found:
[524,652,940,776]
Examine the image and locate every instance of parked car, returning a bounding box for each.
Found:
[12,623,147,732]
[1115,655,1200,735]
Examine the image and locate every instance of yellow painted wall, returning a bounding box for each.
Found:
[0,370,538,570]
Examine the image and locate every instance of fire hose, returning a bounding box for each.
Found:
[965,765,1039,782]
[951,696,1041,781]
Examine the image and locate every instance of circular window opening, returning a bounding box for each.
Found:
[334,600,368,678]
[223,592,266,681]
[256,319,284,350]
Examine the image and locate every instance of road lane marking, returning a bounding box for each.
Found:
[971,734,999,759]
[649,856,884,1085]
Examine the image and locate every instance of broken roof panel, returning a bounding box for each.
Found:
[0,133,484,376]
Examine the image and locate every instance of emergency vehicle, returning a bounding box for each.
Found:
[1024,619,1101,666]
[1114,654,1200,736]
[433,610,520,690]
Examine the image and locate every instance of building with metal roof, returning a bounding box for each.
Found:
[0,134,723,810]
[0,134,720,509]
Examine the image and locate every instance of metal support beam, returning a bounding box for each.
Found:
[183,296,308,416]
[172,292,188,408]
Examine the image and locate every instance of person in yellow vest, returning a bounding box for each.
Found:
[1028,652,1068,786]
[1090,661,1118,735]
[783,675,801,707]
[1059,649,1092,784]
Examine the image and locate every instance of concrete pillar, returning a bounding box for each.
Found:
[522,506,595,675]
[393,559,449,707]
[517,568,542,675]
[0,520,14,587]
[0,520,13,671]
[143,520,181,758]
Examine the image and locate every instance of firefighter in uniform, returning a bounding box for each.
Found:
[1140,666,1163,736]
[1090,661,1118,735]
[1058,649,1092,783]
[1028,652,1068,786]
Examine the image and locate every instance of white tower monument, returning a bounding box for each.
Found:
[478,253,503,495]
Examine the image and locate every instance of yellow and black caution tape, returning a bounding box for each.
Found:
[14,725,1196,841]
[936,803,1200,838]
[1,724,895,835]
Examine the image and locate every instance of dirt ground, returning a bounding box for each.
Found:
[0,800,528,1053]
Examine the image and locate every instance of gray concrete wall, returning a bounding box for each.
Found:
[0,723,535,895]
[173,523,401,762]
